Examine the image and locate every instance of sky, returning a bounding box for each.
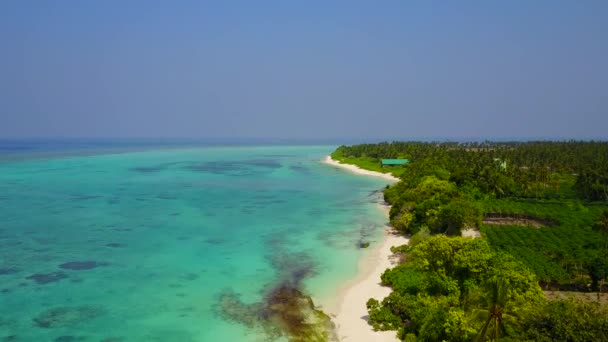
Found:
[1,1,607,141]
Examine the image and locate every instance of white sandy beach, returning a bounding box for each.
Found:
[323,156,400,183]
[322,156,408,342]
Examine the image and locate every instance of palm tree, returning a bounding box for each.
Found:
[471,279,518,342]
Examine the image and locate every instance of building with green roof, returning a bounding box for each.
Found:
[381,159,409,167]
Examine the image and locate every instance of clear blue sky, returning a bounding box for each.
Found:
[1,1,607,141]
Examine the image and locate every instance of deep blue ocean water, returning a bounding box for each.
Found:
[0,143,390,341]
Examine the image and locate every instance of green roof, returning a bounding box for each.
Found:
[381,159,409,165]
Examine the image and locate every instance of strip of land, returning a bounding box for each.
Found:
[322,156,407,341]
[332,224,408,341]
[326,142,608,340]
[323,156,400,183]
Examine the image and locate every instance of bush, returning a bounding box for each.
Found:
[523,299,608,341]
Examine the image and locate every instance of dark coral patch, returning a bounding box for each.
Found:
[205,238,225,245]
[71,195,102,201]
[181,273,199,281]
[0,267,19,275]
[131,166,164,173]
[54,336,86,342]
[130,161,186,173]
[358,241,371,249]
[33,305,104,328]
[218,285,335,341]
[59,261,108,271]
[107,198,120,204]
[105,243,125,248]
[26,272,68,285]
[289,164,310,174]
[216,246,334,340]
[184,159,281,176]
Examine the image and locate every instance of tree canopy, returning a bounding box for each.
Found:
[368,236,544,341]
[333,141,608,341]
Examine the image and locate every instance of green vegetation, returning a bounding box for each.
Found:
[331,147,408,177]
[336,141,608,288]
[333,141,608,341]
[521,299,608,341]
[368,235,544,340]
[480,199,607,287]
[335,141,608,201]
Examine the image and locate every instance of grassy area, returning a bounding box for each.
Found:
[479,198,607,286]
[330,150,407,177]
[478,198,604,228]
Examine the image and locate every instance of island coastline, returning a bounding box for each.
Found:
[323,156,400,182]
[321,155,408,341]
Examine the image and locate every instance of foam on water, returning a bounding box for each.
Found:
[0,145,390,341]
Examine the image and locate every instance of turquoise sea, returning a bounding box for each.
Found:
[0,144,390,341]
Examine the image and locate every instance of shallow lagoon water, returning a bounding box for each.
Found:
[0,145,390,341]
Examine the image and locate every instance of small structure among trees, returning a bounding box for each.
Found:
[381,159,409,167]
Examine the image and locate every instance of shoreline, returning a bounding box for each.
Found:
[322,156,400,182]
[321,156,408,341]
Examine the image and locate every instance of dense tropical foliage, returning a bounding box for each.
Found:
[332,141,608,288]
[367,235,544,341]
[332,141,608,341]
[332,141,608,201]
